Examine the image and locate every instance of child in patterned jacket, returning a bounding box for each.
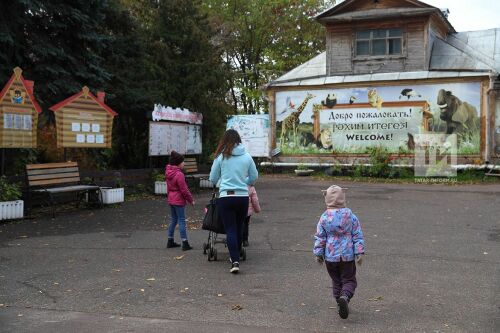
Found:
[313,185,365,320]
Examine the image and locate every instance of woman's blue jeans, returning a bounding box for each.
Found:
[168,205,187,241]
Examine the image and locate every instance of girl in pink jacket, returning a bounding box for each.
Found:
[242,185,261,247]
[166,151,194,251]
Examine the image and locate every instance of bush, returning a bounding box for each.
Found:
[0,176,22,201]
[353,164,370,177]
[367,146,391,177]
[151,169,165,182]
[325,163,343,176]
[388,167,414,179]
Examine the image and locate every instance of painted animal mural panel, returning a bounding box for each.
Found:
[275,82,481,154]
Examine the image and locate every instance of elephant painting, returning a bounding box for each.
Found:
[436,89,479,135]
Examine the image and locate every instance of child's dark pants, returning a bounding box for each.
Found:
[326,260,357,300]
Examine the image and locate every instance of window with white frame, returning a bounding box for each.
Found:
[355,28,403,56]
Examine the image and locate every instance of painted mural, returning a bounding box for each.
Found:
[275,82,481,155]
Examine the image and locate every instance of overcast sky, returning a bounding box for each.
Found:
[417,0,499,31]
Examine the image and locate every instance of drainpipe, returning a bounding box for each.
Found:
[486,71,498,162]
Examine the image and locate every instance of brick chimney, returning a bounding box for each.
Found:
[25,80,34,95]
[97,91,105,103]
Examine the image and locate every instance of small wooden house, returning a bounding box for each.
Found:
[49,86,117,148]
[0,67,42,148]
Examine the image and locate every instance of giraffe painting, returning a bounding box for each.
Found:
[280,93,314,147]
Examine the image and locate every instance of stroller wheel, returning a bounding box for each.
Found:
[208,248,213,261]
[213,248,218,261]
[203,242,208,255]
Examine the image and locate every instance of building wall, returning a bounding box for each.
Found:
[326,17,437,76]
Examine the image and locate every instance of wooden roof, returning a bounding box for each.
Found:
[315,0,455,33]
[0,67,42,113]
[49,86,118,116]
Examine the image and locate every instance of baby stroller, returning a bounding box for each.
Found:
[202,189,247,262]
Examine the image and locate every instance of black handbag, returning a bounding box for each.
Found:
[202,187,225,234]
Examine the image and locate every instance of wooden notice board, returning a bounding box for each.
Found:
[0,67,42,148]
[49,86,117,148]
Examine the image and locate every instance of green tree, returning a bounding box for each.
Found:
[202,0,336,114]
[0,0,112,112]
[0,0,115,170]
[131,0,231,161]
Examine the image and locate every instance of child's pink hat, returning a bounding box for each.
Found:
[322,185,347,209]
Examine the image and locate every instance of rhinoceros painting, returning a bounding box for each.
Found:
[436,89,479,135]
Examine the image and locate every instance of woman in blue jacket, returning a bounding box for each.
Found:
[209,129,258,274]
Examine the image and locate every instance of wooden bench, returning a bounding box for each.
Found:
[183,157,209,190]
[26,162,102,217]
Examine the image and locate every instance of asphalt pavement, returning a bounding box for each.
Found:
[0,175,499,332]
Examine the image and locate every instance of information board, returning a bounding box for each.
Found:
[149,122,202,156]
[226,115,270,157]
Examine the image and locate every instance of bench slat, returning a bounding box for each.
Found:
[184,158,199,174]
[27,167,79,176]
[32,185,99,193]
[26,162,78,170]
[29,177,81,187]
[28,172,81,181]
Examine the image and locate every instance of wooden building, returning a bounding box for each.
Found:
[0,67,42,148]
[49,86,117,148]
[266,0,500,164]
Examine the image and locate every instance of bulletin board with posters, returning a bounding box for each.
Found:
[148,122,202,156]
[226,114,270,157]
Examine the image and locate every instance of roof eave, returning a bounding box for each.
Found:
[49,89,118,116]
[0,72,43,114]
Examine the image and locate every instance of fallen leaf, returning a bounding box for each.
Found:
[174,255,185,260]
[232,304,243,311]
[368,296,383,301]
[146,278,155,281]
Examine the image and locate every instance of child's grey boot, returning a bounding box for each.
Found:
[338,295,349,319]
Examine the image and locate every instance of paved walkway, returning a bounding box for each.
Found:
[0,176,499,332]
